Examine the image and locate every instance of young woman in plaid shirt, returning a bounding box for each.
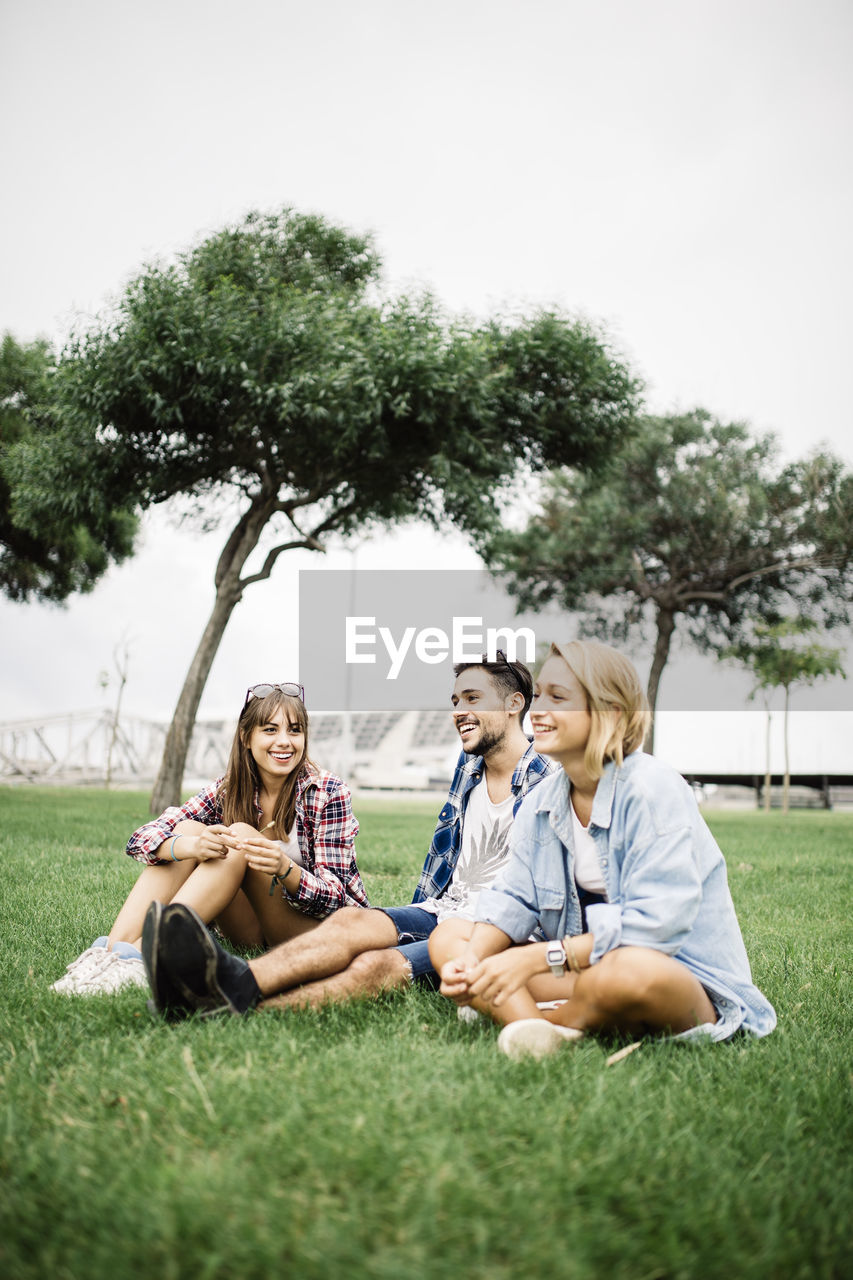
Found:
[51,683,367,995]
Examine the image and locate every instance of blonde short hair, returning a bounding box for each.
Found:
[547,639,651,778]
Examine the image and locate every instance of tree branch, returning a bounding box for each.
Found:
[677,553,835,604]
[238,497,361,589]
[276,481,345,517]
[214,492,278,588]
[239,539,322,587]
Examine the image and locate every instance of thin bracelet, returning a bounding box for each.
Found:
[169,834,183,862]
[281,859,295,882]
[566,937,582,974]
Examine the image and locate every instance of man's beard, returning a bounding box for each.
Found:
[462,722,504,758]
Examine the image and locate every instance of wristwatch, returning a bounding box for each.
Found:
[545,940,568,977]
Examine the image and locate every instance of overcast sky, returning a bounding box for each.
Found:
[1,0,851,735]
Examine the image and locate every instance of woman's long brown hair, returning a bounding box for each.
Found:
[217,690,315,837]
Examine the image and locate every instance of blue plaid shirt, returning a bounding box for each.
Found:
[411,741,557,904]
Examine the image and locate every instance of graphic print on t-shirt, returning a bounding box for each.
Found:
[430,780,515,923]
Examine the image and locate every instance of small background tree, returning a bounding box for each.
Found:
[481,410,853,752]
[726,618,845,813]
[98,635,132,790]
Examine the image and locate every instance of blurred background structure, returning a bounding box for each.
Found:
[3,706,851,809]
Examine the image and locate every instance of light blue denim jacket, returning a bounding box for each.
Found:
[476,751,776,1037]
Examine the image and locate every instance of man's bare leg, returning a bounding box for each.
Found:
[259,947,411,1010]
[247,906,400,997]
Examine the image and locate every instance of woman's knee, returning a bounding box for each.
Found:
[582,947,661,1016]
[227,822,258,840]
[582,947,711,1027]
[428,918,473,969]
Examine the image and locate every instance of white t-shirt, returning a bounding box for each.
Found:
[419,778,516,923]
[275,825,302,867]
[570,803,607,896]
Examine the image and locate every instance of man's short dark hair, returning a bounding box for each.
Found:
[452,652,534,721]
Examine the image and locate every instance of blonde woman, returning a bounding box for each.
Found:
[430,641,775,1058]
[51,682,367,996]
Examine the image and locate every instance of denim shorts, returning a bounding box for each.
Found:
[377,905,440,989]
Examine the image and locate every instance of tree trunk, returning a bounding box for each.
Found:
[149,495,278,813]
[645,607,676,755]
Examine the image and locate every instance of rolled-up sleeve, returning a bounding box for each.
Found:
[125,782,224,864]
[284,778,364,917]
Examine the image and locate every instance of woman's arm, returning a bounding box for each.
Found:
[125,782,227,864]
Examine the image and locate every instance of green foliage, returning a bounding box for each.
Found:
[15,207,640,545]
[726,617,846,701]
[485,410,853,720]
[0,789,850,1279]
[0,334,137,601]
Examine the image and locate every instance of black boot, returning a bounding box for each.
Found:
[154,902,262,1016]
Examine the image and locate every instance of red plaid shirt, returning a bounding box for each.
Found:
[126,767,368,918]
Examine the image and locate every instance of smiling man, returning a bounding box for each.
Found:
[142,654,555,1016]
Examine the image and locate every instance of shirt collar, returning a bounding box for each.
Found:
[464,738,549,793]
[512,739,551,792]
[533,757,622,829]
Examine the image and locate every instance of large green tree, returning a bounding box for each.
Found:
[11,208,639,808]
[0,334,136,601]
[482,410,852,752]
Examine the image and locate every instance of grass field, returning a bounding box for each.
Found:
[0,787,851,1280]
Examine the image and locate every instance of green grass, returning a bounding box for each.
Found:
[0,788,851,1280]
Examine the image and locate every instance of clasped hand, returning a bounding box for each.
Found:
[185,825,295,878]
[439,943,547,1009]
[229,828,299,879]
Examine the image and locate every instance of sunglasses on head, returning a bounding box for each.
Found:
[244,682,305,707]
[480,650,527,696]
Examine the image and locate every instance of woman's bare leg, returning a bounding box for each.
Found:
[431,920,715,1036]
[428,918,544,1023]
[214,889,265,950]
[109,821,251,950]
[108,861,196,948]
[550,945,717,1036]
[241,865,322,947]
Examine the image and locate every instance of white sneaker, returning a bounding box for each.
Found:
[77,953,149,995]
[497,1018,585,1061]
[51,944,113,994]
